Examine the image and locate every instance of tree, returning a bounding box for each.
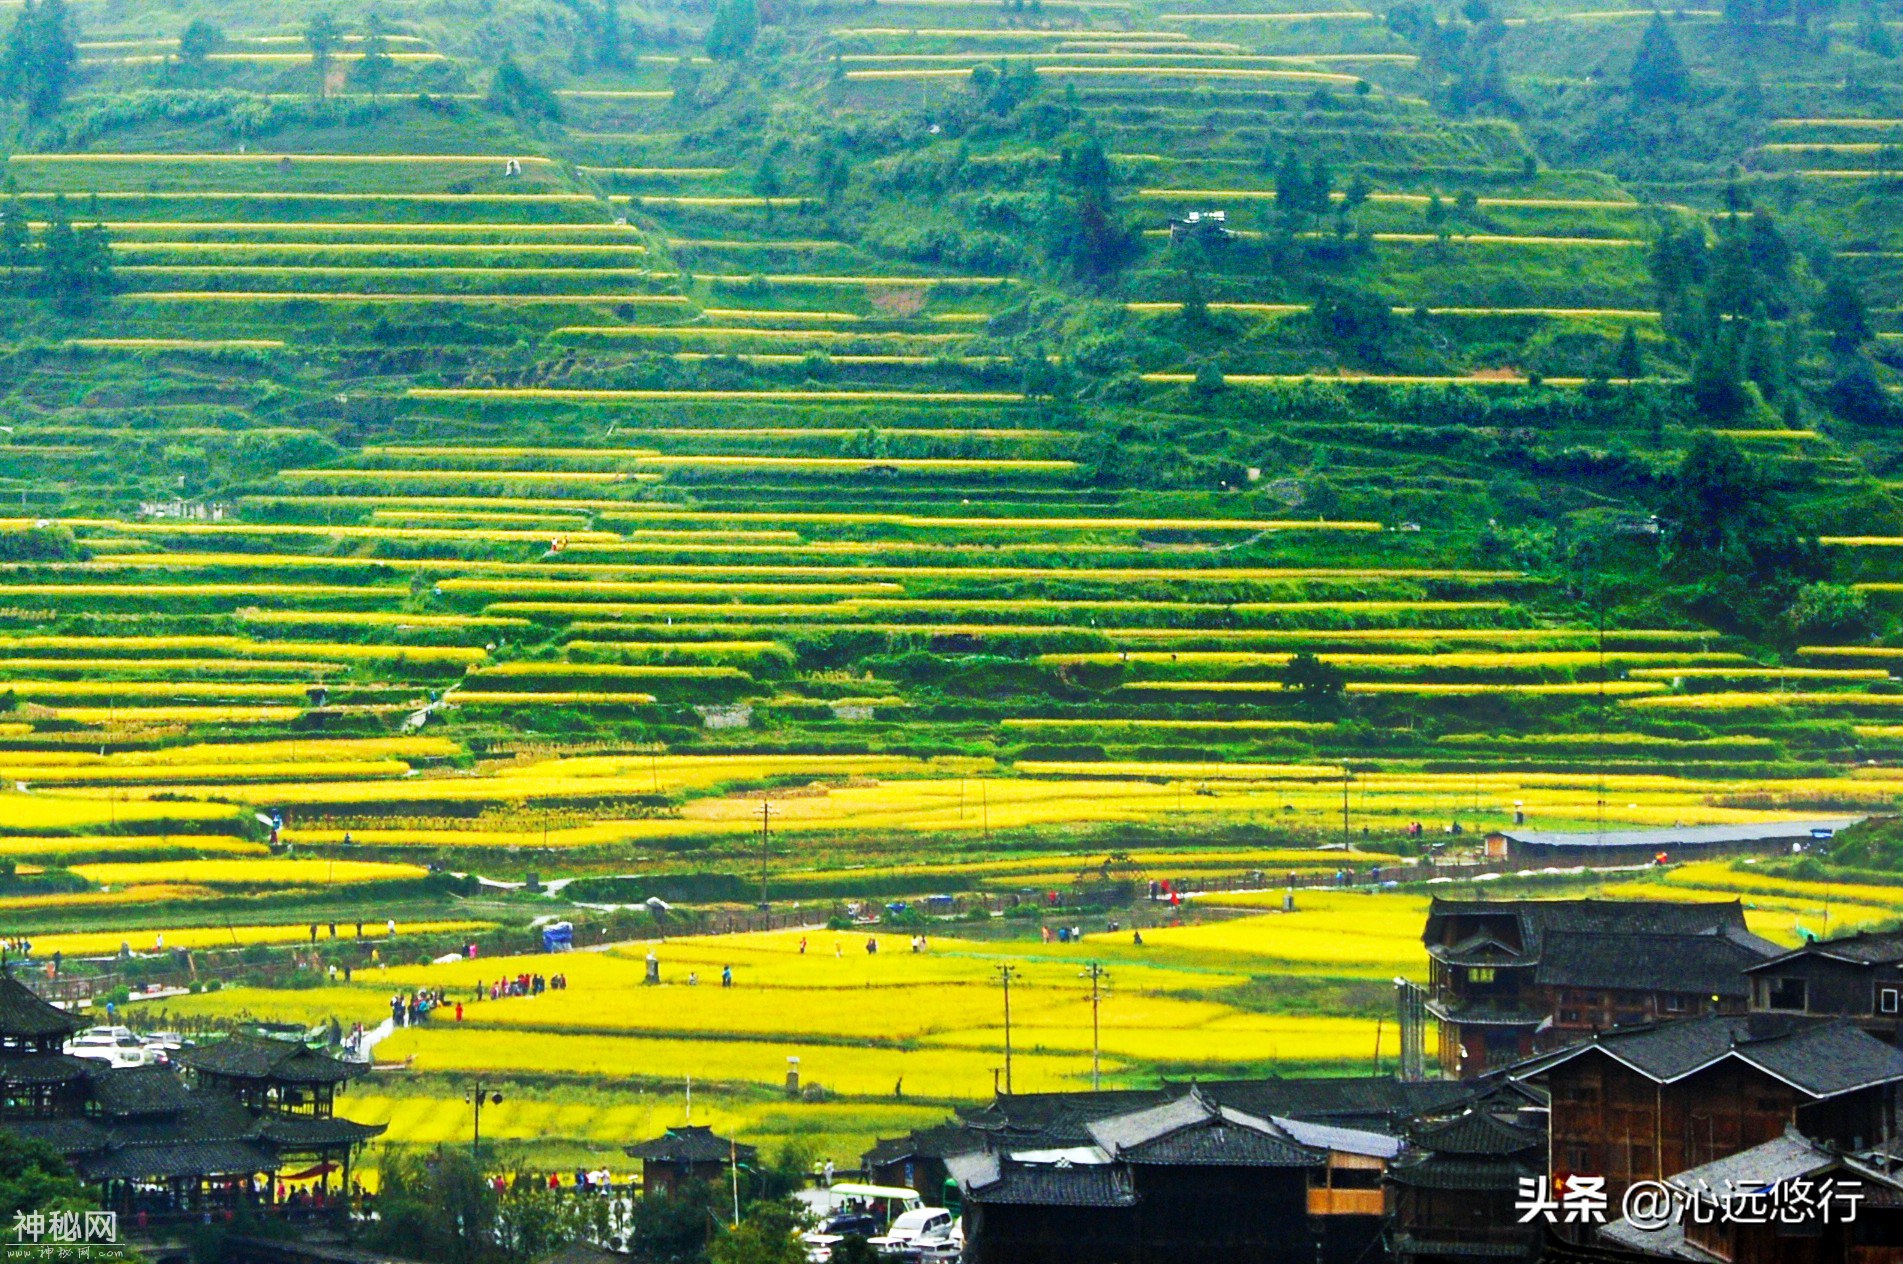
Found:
[177,18,224,66]
[1630,13,1690,103]
[751,153,783,200]
[707,1220,804,1264]
[1423,192,1450,243]
[37,195,111,311]
[485,55,562,121]
[304,11,341,97]
[0,191,29,287]
[348,10,393,97]
[1283,651,1347,712]
[1815,271,1870,350]
[1659,431,1827,633]
[1615,325,1645,381]
[366,1150,607,1264]
[0,1133,93,1226]
[706,0,758,60]
[1,0,79,121]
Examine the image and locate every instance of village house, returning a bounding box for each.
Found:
[1588,1126,1903,1263]
[943,1086,1403,1264]
[1482,820,1858,865]
[1423,897,1781,1075]
[1512,1012,1903,1206]
[1744,927,1903,1041]
[622,1125,755,1198]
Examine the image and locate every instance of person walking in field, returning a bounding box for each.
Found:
[387,919,397,937]
[455,1002,463,1022]
[798,936,807,954]
[721,965,732,988]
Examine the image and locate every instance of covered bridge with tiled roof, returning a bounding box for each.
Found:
[0,972,382,1221]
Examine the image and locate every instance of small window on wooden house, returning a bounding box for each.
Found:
[1880,987,1899,1015]
[1468,967,1496,984]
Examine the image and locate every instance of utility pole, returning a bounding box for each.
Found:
[1340,765,1351,847]
[759,800,771,906]
[1081,963,1108,1091]
[997,964,1018,1095]
[465,1081,503,1158]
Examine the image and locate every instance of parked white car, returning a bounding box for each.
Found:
[868,1208,955,1259]
[64,1031,155,1068]
[910,1218,962,1263]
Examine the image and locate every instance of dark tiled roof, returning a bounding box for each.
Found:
[960,1089,1172,1148]
[177,1035,363,1085]
[78,1139,278,1183]
[1409,1109,1542,1157]
[108,1092,261,1148]
[88,1065,196,1117]
[1749,929,1903,970]
[6,1117,109,1156]
[1087,1094,1321,1168]
[259,1115,386,1147]
[962,1160,1136,1208]
[624,1126,756,1164]
[1534,931,1768,996]
[862,1124,977,1168]
[1518,1013,1903,1098]
[0,1053,92,1085]
[0,972,82,1040]
[1188,1076,1476,1131]
[1386,1153,1537,1192]
[1426,898,1764,956]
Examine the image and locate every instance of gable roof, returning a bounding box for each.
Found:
[1085,1092,1321,1168]
[0,971,82,1041]
[1423,898,1780,993]
[1489,820,1861,852]
[1514,1013,1903,1099]
[948,1151,1137,1208]
[1270,1115,1402,1160]
[959,1088,1173,1147]
[1747,928,1903,971]
[1184,1075,1477,1132]
[1666,1128,1837,1204]
[1535,930,1774,997]
[863,1123,979,1168]
[623,1125,756,1164]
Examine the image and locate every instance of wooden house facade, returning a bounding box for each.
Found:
[1745,928,1903,1041]
[1423,898,1781,1077]
[1514,1012,1903,1205]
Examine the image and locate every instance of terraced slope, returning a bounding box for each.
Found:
[1,0,1902,886]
